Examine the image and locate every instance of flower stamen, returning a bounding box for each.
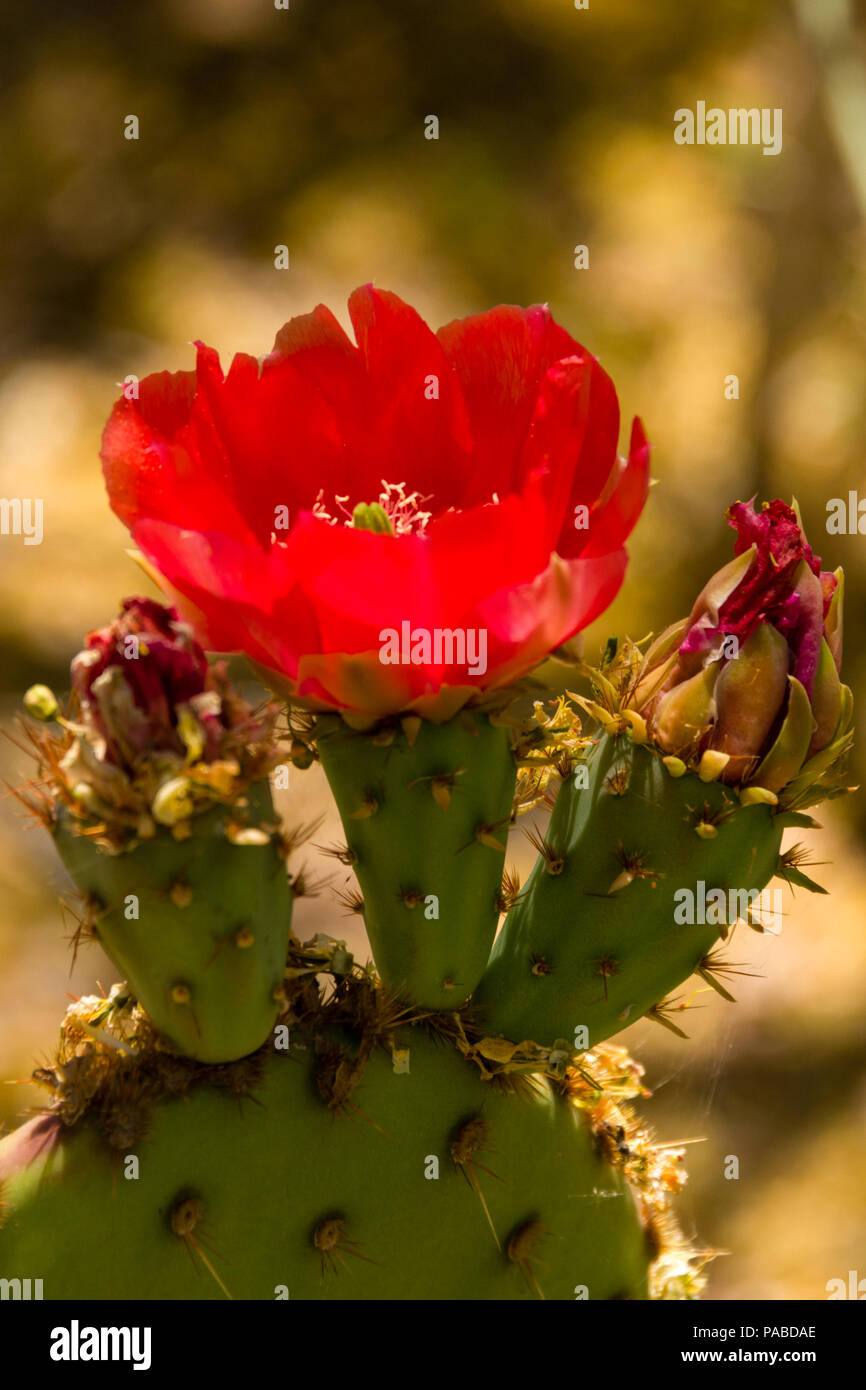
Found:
[313,481,433,537]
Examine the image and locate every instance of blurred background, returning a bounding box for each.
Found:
[1,0,865,1299]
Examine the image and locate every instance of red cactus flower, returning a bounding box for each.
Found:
[101,286,649,719]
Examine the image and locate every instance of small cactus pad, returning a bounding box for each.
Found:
[316,712,516,1009]
[52,784,292,1063]
[473,734,784,1049]
[0,1013,691,1300]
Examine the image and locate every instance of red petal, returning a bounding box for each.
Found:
[280,510,438,650]
[436,303,585,505]
[101,375,245,535]
[189,343,350,541]
[580,417,651,556]
[478,548,629,688]
[346,284,474,508]
[518,357,595,553]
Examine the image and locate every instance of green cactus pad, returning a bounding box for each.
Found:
[0,1021,671,1300]
[52,786,292,1064]
[316,712,516,1009]
[473,733,784,1049]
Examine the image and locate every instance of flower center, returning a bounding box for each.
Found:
[351,502,393,534]
[313,480,433,537]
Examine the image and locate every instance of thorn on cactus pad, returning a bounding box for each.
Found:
[775,843,829,894]
[695,947,761,1003]
[604,766,631,796]
[61,894,101,968]
[99,1072,153,1150]
[171,1195,205,1238]
[507,1218,547,1300]
[524,824,565,875]
[170,1194,233,1299]
[290,865,325,898]
[169,880,193,908]
[596,956,620,1001]
[350,795,379,820]
[333,883,366,915]
[496,866,525,913]
[399,714,422,745]
[234,927,255,949]
[281,815,326,856]
[315,841,358,867]
[405,769,464,811]
[530,953,552,976]
[400,889,424,910]
[311,1216,376,1278]
[430,772,459,811]
[171,983,192,1005]
[450,1115,503,1251]
[472,820,508,853]
[646,995,697,1039]
[606,844,660,895]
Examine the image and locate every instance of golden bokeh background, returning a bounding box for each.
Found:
[1,0,864,1299]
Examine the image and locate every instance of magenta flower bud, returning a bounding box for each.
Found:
[35,597,282,849]
[69,597,222,769]
[640,499,850,792]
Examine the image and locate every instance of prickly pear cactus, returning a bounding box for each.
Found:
[0,492,854,1301]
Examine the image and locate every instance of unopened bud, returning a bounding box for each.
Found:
[24,684,59,721]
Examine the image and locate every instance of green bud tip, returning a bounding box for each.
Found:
[24,684,59,721]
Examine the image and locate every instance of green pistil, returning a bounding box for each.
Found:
[352,502,394,535]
